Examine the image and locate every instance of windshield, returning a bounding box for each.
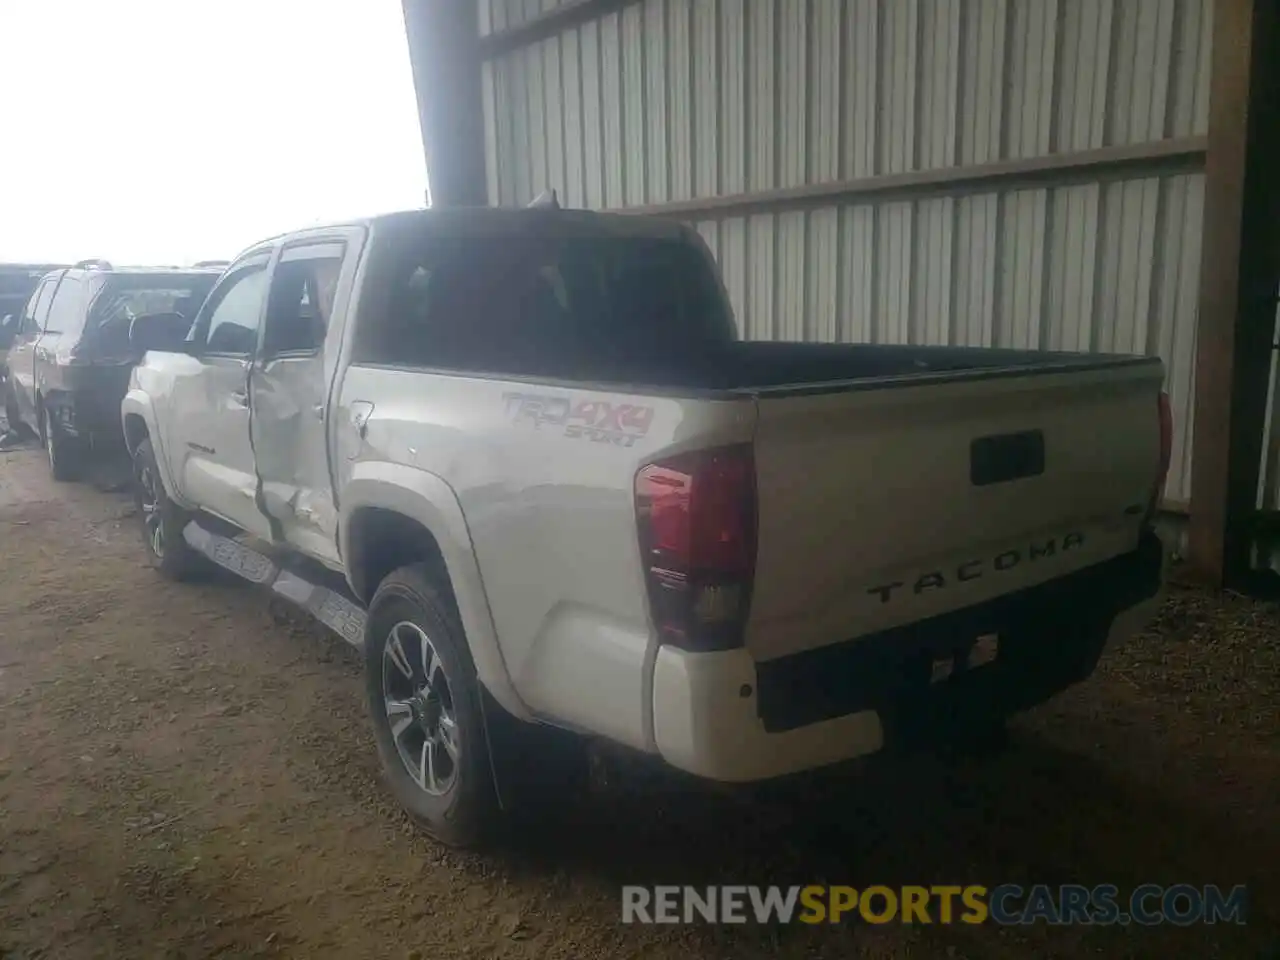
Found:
[91,274,218,353]
[361,234,736,378]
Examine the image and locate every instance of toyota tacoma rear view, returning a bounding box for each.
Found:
[121,205,1169,846]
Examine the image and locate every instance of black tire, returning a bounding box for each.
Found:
[365,565,502,847]
[132,437,207,581]
[42,408,82,481]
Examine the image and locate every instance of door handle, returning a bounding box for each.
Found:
[344,402,374,461]
[230,391,248,407]
[312,403,325,421]
[350,402,374,439]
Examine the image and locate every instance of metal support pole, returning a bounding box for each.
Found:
[401,0,488,207]
[1187,0,1280,587]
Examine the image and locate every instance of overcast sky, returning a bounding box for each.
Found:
[0,0,427,265]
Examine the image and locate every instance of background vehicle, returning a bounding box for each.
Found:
[123,207,1169,846]
[1,313,17,429]
[1,265,67,427]
[1,313,15,365]
[0,263,68,338]
[7,259,219,478]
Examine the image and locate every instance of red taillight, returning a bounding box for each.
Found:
[635,445,756,651]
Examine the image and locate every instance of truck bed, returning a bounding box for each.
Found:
[381,335,1165,668]
[681,341,1153,393]
[502,340,1157,398]
[736,348,1166,662]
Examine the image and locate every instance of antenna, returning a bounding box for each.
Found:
[528,189,561,210]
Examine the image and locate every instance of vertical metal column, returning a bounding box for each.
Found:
[401,0,488,207]
[1188,0,1280,587]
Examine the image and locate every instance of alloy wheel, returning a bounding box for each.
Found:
[136,460,164,559]
[382,621,460,797]
[44,418,55,471]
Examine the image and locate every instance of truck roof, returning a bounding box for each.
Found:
[241,206,692,256]
[0,262,71,274]
[83,265,226,275]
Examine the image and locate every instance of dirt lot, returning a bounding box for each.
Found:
[1,445,1278,960]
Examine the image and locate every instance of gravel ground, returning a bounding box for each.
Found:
[1,444,1278,960]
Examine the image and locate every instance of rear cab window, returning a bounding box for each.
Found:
[354,228,734,379]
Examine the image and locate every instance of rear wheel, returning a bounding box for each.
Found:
[42,408,82,481]
[133,437,207,581]
[365,565,502,847]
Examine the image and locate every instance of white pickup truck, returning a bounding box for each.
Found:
[122,205,1169,846]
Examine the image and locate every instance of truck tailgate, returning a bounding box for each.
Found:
[745,359,1165,661]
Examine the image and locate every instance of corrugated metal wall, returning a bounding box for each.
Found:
[479,0,1213,504]
[691,173,1207,503]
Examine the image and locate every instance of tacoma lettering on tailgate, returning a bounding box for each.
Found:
[867,532,1086,604]
[503,392,654,448]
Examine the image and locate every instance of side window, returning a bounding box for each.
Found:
[20,278,56,334]
[42,277,83,335]
[262,246,345,356]
[377,245,569,372]
[201,268,269,356]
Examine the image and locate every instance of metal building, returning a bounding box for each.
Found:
[403,0,1280,589]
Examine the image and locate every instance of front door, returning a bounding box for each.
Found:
[170,258,274,540]
[249,238,350,567]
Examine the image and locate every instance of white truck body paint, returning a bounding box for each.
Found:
[125,206,1167,782]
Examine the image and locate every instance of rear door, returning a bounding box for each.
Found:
[33,274,87,401]
[6,274,61,428]
[166,255,275,540]
[744,359,1166,661]
[249,236,356,567]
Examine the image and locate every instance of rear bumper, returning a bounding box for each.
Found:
[651,531,1165,782]
[43,381,129,445]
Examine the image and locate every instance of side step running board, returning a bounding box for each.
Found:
[182,522,366,648]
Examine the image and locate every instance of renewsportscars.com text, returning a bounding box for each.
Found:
[621,884,1248,927]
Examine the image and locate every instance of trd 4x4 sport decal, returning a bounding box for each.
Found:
[503,391,655,448]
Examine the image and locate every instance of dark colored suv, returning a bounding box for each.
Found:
[5,260,221,479]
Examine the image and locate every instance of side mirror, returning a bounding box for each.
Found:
[129,312,193,355]
[0,314,16,350]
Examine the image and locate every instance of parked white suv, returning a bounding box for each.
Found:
[122,206,1169,845]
